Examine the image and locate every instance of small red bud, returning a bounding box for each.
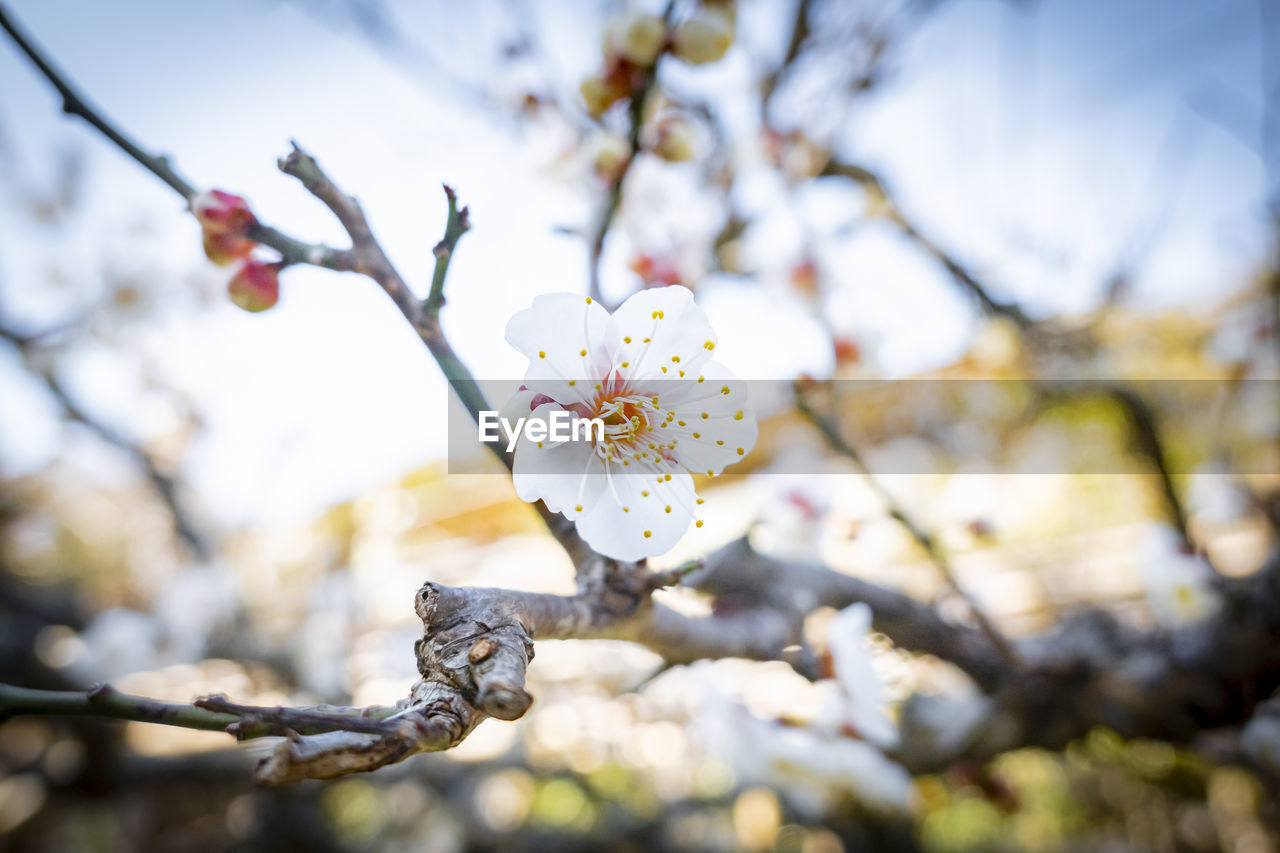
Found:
[202,230,256,266]
[790,259,819,296]
[227,260,280,312]
[832,336,860,365]
[629,253,682,287]
[191,189,257,236]
[967,518,995,539]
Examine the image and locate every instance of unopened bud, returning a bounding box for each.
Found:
[790,259,819,296]
[653,118,695,162]
[608,12,667,66]
[629,253,682,287]
[581,74,626,119]
[202,230,256,266]
[672,6,734,65]
[191,189,256,235]
[591,133,631,184]
[227,260,280,312]
[832,336,860,365]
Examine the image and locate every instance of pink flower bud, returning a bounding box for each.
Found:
[629,253,682,287]
[191,189,257,236]
[832,336,861,366]
[227,260,280,312]
[790,259,819,296]
[202,230,256,267]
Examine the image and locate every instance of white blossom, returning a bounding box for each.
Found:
[818,602,898,749]
[503,286,757,560]
[693,677,913,815]
[1138,524,1221,628]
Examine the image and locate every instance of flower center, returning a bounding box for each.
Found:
[592,392,662,464]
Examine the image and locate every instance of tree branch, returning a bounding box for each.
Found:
[0,4,195,199]
[425,184,470,315]
[794,384,1021,669]
[0,323,212,559]
[586,5,672,307]
[821,158,1034,330]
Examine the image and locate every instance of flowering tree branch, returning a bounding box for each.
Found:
[587,26,667,307]
[6,4,1278,801]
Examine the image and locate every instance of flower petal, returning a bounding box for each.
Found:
[608,286,718,382]
[506,293,613,406]
[659,362,757,477]
[511,402,607,515]
[575,463,697,560]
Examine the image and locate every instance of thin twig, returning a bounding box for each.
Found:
[0,4,195,199]
[586,3,673,307]
[0,323,212,559]
[425,185,471,315]
[1107,385,1198,557]
[760,0,813,106]
[821,159,1034,330]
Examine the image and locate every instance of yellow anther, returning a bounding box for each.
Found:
[678,420,687,427]
[538,351,546,358]
[672,355,680,363]
[642,490,650,496]
[575,504,583,511]
[644,530,652,538]
[736,448,745,455]
[716,440,724,445]
[664,505,672,513]
[696,498,704,505]
[734,410,743,420]
[663,474,672,481]
[696,520,704,528]
[568,380,576,386]
[624,336,632,343]
[720,385,731,395]
[580,349,587,356]
[692,432,700,438]
[585,296,593,303]
[697,376,705,383]
[661,366,668,373]
[621,361,630,368]
[623,506,630,512]
[701,412,709,419]
[704,340,715,350]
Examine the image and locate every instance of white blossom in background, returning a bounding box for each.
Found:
[1187,462,1250,526]
[692,677,913,816]
[504,286,757,560]
[748,449,833,562]
[1138,524,1221,628]
[69,608,164,682]
[816,602,899,749]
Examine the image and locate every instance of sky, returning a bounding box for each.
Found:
[0,0,1272,525]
